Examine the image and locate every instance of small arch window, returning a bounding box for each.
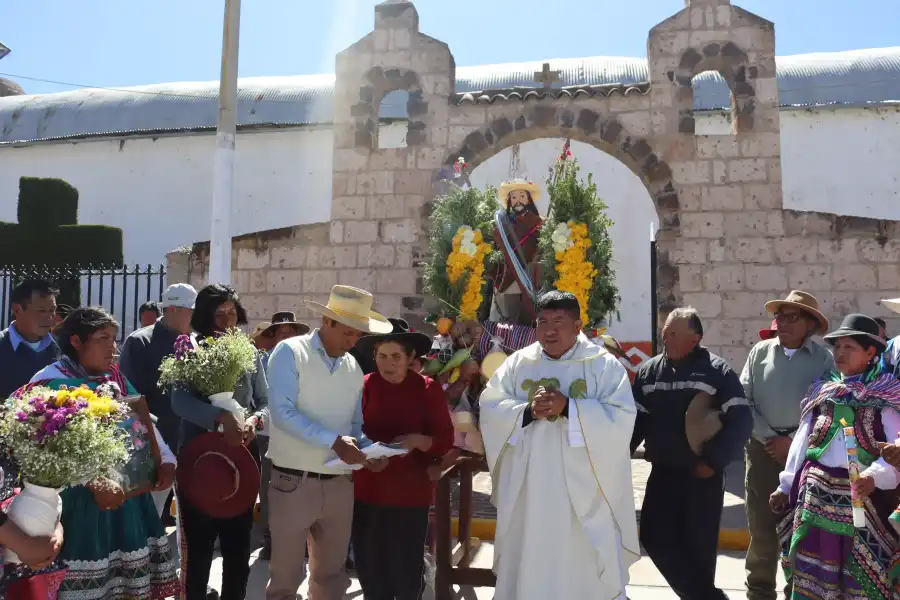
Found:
[691,70,733,135]
[378,89,409,149]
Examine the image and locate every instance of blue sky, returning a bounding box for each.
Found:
[2,0,898,95]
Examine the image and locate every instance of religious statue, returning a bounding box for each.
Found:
[490,179,544,324]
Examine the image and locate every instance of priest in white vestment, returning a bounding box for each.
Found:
[479,291,640,600]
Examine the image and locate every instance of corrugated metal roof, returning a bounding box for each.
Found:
[1,47,899,144]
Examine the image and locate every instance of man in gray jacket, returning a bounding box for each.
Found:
[119,283,196,516]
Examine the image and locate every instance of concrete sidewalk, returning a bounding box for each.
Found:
[206,538,772,599]
[453,456,750,549]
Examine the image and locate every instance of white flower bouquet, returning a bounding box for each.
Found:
[0,385,132,561]
[0,385,131,489]
[158,329,257,410]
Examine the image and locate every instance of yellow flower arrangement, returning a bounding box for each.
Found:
[447,226,492,320]
[53,385,121,418]
[553,221,597,324]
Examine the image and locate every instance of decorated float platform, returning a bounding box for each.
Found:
[418,143,750,597]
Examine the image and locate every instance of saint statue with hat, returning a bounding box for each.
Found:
[490,178,544,324]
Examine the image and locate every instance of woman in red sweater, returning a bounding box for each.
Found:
[353,319,454,600]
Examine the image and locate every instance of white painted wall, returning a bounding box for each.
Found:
[780,108,900,220]
[0,128,334,265]
[695,107,900,220]
[468,139,658,343]
[3,107,900,342]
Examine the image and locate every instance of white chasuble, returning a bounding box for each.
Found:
[479,335,640,600]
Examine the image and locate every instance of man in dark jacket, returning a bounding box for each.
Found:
[119,283,196,516]
[631,307,753,600]
[0,280,60,398]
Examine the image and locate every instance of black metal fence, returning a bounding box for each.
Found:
[1,265,168,342]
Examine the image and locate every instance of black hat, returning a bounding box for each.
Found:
[355,317,433,360]
[823,313,886,354]
[263,311,310,336]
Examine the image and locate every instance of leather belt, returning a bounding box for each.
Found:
[272,464,340,480]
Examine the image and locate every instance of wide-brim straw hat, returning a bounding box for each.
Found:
[764,290,828,335]
[251,322,272,340]
[305,285,392,334]
[598,334,628,361]
[823,313,886,354]
[497,178,541,209]
[262,311,310,337]
[881,297,900,315]
[355,317,433,360]
[685,392,723,456]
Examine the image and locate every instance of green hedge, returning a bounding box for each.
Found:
[17,177,79,229]
[0,222,123,267]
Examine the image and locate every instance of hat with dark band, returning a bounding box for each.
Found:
[355,318,433,359]
[262,312,310,336]
[823,313,886,354]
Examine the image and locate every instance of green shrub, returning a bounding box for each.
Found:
[17,177,79,229]
[0,223,123,267]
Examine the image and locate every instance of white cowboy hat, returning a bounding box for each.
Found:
[881,297,900,315]
[497,178,541,209]
[305,285,393,334]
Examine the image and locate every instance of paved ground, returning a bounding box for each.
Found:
[185,453,753,598]
[459,455,749,531]
[199,537,781,599]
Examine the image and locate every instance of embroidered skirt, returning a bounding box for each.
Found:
[777,461,897,600]
[57,487,180,600]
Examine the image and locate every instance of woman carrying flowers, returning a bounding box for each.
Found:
[169,284,267,600]
[771,314,900,600]
[24,307,180,600]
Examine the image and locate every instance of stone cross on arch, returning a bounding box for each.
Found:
[534,62,561,90]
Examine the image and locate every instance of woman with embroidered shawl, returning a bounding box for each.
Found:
[771,314,900,600]
[23,307,180,600]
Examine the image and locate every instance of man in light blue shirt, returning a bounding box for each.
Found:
[264,285,392,600]
[0,279,60,398]
[267,331,369,449]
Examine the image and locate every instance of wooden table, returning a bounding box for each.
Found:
[433,454,496,599]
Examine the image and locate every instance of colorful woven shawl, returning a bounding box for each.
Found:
[800,364,900,418]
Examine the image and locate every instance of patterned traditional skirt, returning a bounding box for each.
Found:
[777,460,898,600]
[57,487,180,600]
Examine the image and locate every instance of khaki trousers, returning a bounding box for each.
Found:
[265,469,354,600]
[744,439,791,600]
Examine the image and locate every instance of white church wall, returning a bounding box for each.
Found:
[467,139,659,344]
[0,127,334,265]
[780,107,900,220]
[695,107,900,220]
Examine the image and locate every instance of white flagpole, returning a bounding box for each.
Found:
[208,0,241,285]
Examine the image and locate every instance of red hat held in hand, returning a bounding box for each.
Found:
[176,433,260,519]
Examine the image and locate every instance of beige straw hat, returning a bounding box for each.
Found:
[763,290,828,335]
[881,297,900,315]
[497,178,541,209]
[305,285,393,334]
[251,322,272,340]
[685,392,723,456]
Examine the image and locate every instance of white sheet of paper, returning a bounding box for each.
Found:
[323,442,410,470]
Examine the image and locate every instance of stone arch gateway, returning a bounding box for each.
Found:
[223,0,900,370]
[328,0,783,356]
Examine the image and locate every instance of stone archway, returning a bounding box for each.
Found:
[438,104,682,321]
